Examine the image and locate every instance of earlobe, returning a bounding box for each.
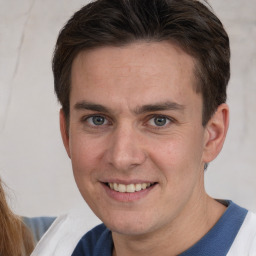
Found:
[59,109,71,158]
[203,103,229,163]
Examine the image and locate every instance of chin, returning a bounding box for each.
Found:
[101,213,156,236]
[109,224,150,236]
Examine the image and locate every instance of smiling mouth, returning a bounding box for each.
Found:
[106,182,156,193]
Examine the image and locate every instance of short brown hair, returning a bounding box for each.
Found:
[53,0,230,126]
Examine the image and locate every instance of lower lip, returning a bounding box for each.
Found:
[102,183,156,202]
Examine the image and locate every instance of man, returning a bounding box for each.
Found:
[31,0,256,255]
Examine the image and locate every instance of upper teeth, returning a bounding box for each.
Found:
[108,183,152,193]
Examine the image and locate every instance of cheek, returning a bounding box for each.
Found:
[150,137,191,166]
[69,136,105,204]
[69,134,104,178]
[149,132,204,180]
[150,137,204,207]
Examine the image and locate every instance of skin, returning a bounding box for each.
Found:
[60,41,229,255]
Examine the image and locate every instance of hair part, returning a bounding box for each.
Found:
[53,0,230,127]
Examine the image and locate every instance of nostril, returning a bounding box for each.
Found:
[105,129,147,170]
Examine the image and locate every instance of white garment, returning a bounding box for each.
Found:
[227,211,256,256]
[31,210,256,256]
[30,207,100,256]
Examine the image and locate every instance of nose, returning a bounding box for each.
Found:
[105,123,147,171]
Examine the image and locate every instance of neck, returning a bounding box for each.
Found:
[112,195,226,256]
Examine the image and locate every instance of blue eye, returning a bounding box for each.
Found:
[154,117,167,126]
[148,116,170,127]
[87,116,107,126]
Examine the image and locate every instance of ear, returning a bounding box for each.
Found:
[202,103,229,163]
[59,109,71,158]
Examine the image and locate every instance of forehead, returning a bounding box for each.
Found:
[70,41,200,110]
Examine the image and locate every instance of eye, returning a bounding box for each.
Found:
[148,116,171,127]
[87,115,108,126]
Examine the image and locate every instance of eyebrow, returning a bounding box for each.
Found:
[74,100,185,114]
[74,101,110,113]
[134,101,185,114]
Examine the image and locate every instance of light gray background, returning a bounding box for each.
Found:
[0,0,255,217]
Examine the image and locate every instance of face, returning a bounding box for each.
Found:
[62,42,213,236]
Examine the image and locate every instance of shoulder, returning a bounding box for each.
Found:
[79,223,108,243]
[227,211,256,256]
[22,216,56,243]
[71,224,112,256]
[30,208,101,256]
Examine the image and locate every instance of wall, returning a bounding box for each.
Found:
[0,0,255,218]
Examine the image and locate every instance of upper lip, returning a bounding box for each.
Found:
[100,179,156,185]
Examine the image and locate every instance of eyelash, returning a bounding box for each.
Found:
[144,114,174,129]
[81,114,175,129]
[81,114,112,128]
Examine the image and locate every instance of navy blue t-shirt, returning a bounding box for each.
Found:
[71,201,247,256]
